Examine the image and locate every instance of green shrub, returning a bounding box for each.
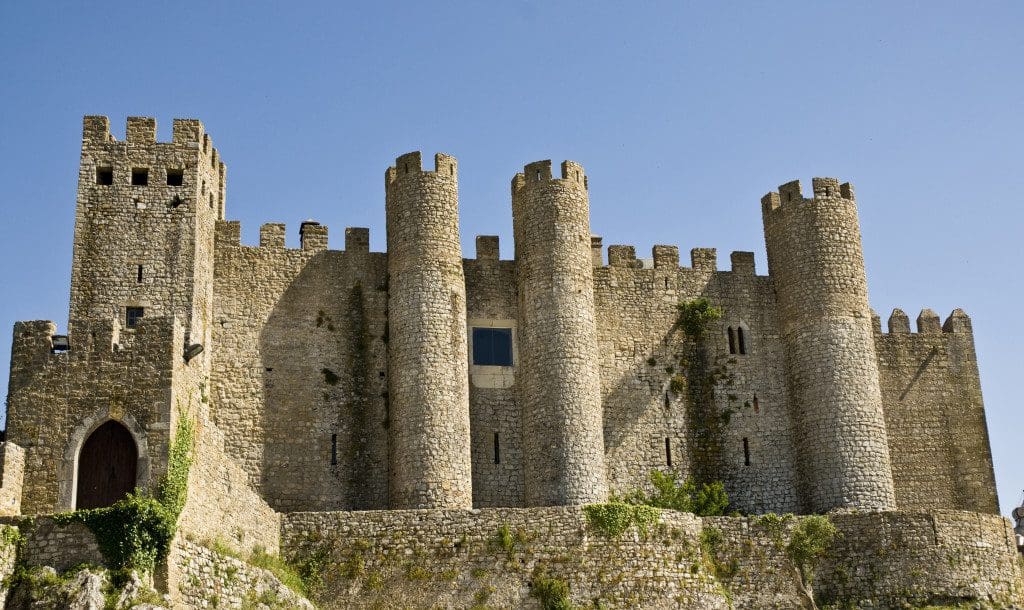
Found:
[583,502,661,538]
[787,515,837,582]
[531,573,573,610]
[676,298,722,340]
[621,470,729,516]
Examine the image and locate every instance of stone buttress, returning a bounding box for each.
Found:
[762,178,897,512]
[512,160,609,506]
[384,152,473,509]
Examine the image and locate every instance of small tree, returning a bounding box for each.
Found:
[786,515,837,610]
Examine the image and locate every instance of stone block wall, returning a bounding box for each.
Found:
[12,517,104,573]
[463,246,523,508]
[594,247,799,514]
[279,507,1024,610]
[176,416,281,557]
[875,308,998,513]
[0,442,25,516]
[212,221,389,512]
[168,539,313,609]
[5,317,186,514]
[281,506,730,609]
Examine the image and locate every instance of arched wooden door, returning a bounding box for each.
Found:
[75,420,138,509]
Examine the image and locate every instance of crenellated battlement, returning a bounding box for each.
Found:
[215,220,377,253]
[511,160,587,195]
[761,177,856,214]
[595,244,763,275]
[82,115,219,156]
[385,151,457,187]
[879,308,973,335]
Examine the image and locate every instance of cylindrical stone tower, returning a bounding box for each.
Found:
[385,151,472,509]
[512,160,608,506]
[762,178,897,513]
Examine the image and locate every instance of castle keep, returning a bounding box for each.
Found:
[0,116,1016,608]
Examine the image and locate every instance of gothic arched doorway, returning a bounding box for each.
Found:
[75,420,138,509]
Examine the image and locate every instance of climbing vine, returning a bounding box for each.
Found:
[668,299,742,483]
[53,413,195,573]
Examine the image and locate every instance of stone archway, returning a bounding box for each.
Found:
[75,420,138,509]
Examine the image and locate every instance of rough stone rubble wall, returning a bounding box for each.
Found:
[175,416,281,556]
[212,221,389,512]
[5,318,183,514]
[169,539,313,610]
[463,240,524,508]
[385,152,473,509]
[874,308,999,513]
[280,507,1023,610]
[594,246,799,514]
[71,116,221,357]
[512,161,608,506]
[762,178,896,512]
[0,442,25,516]
[281,506,729,609]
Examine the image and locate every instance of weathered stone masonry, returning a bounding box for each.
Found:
[1,115,1014,608]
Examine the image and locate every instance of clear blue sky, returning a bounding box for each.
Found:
[1,2,1021,516]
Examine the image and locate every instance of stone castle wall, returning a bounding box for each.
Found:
[593,247,800,514]
[211,221,389,512]
[280,507,1024,609]
[875,308,999,513]
[5,317,185,514]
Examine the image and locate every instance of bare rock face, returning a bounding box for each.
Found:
[63,569,105,610]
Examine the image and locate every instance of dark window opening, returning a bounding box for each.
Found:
[664,277,669,289]
[126,307,144,328]
[665,437,672,467]
[737,327,747,354]
[753,394,759,414]
[743,438,750,466]
[472,327,513,366]
[664,392,670,409]
[727,327,736,354]
[209,193,214,209]
[493,432,500,464]
[130,169,148,186]
[136,265,143,283]
[166,168,183,186]
[331,434,337,465]
[95,167,113,185]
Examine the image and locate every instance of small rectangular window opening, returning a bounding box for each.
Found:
[125,307,144,328]
[472,327,513,366]
[743,438,751,466]
[737,327,747,354]
[331,434,338,465]
[665,437,673,467]
[753,394,760,414]
[136,265,143,283]
[131,169,149,186]
[95,167,113,185]
[493,432,500,464]
[727,327,736,354]
[166,168,183,186]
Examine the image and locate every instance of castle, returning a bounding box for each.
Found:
[0,116,1016,608]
